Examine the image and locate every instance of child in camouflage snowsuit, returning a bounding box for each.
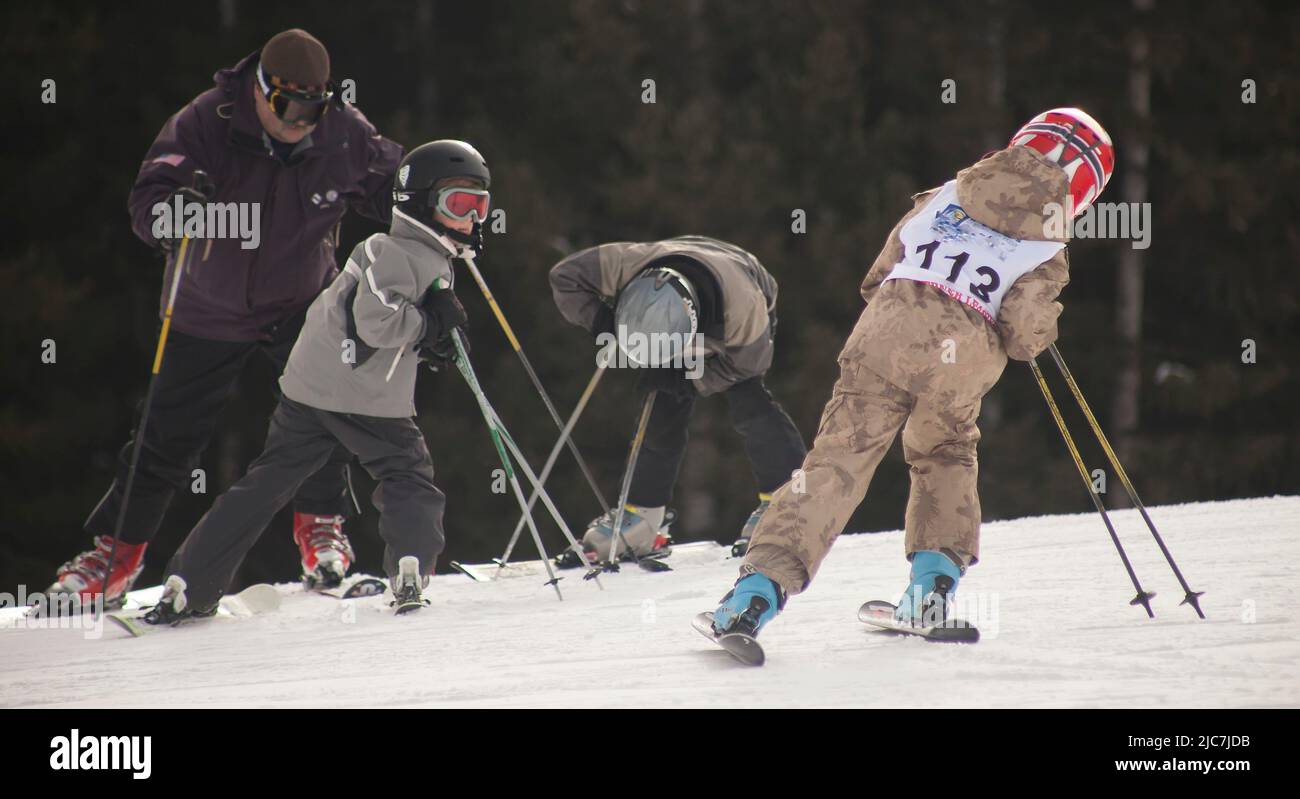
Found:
[711,108,1115,636]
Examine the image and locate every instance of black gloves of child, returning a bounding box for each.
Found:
[418,289,469,369]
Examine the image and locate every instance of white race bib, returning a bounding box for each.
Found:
[884,181,1064,323]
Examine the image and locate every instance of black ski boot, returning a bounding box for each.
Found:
[141,575,218,626]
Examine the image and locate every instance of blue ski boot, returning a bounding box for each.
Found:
[895,550,964,626]
[712,570,784,637]
[731,494,771,557]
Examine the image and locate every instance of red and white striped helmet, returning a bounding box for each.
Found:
[1009,108,1115,215]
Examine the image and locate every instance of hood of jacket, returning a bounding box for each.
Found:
[388,206,463,261]
[954,146,1071,242]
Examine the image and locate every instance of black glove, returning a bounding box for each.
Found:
[418,288,469,369]
[636,367,694,399]
[160,171,215,253]
[591,303,616,341]
[418,289,468,349]
[420,326,468,371]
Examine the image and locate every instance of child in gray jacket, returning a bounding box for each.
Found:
[145,140,491,621]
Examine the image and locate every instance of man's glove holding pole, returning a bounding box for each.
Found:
[160,171,216,254]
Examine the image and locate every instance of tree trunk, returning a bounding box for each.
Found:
[1112,0,1153,505]
[416,0,437,133]
[219,0,237,31]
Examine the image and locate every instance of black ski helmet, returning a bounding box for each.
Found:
[392,140,491,222]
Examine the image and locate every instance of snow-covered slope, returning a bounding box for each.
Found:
[2,496,1297,708]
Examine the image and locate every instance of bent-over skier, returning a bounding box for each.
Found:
[550,236,808,562]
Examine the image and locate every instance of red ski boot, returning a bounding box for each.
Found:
[293,513,354,589]
[46,535,147,612]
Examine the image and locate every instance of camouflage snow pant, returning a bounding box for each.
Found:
[742,358,984,597]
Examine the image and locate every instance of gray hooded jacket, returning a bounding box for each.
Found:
[550,236,778,396]
[279,207,458,418]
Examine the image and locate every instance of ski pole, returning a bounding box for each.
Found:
[1030,358,1155,617]
[602,391,657,572]
[443,305,567,599]
[484,404,603,587]
[496,348,611,571]
[1046,344,1205,618]
[459,254,610,511]
[99,170,209,617]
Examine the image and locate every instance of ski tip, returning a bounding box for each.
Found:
[692,611,718,634]
[235,583,282,613]
[857,600,896,622]
[340,577,388,599]
[105,613,147,638]
[858,600,980,643]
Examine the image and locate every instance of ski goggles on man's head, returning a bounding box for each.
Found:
[257,65,332,127]
[435,186,491,222]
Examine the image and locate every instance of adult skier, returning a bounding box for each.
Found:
[141,139,490,622]
[48,29,403,607]
[709,109,1116,637]
[550,236,808,561]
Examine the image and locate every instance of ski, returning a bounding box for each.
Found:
[311,575,388,599]
[105,583,282,638]
[857,600,980,643]
[392,595,430,615]
[691,611,765,666]
[455,540,726,583]
[558,545,673,572]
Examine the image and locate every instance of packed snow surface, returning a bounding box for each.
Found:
[2,496,1296,708]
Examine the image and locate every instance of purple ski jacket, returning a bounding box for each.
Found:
[128,52,404,342]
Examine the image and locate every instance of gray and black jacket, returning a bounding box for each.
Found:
[279,208,457,417]
[549,236,779,396]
